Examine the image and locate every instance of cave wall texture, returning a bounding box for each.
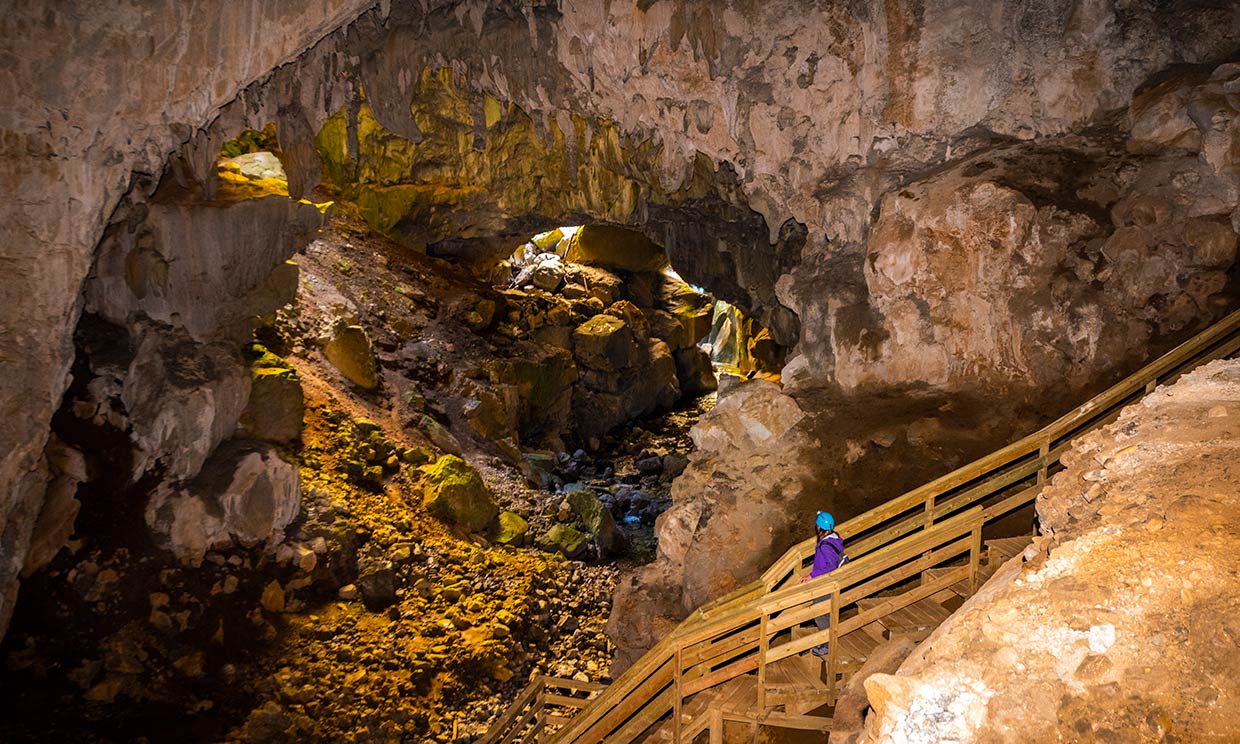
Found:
[3,0,1240,647]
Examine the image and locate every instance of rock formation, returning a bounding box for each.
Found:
[858,359,1240,742]
[3,4,1240,738]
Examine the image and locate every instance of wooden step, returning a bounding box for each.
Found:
[651,676,756,742]
[764,654,829,714]
[834,629,882,672]
[859,596,952,638]
[921,565,995,599]
[985,536,1033,566]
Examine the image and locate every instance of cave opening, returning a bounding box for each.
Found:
[7,3,1240,742]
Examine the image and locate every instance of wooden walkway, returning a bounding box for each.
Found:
[479,309,1240,744]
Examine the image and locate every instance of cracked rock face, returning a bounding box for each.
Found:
[860,359,1240,742]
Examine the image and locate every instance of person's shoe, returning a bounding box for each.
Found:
[811,644,830,657]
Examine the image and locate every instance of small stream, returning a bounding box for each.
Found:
[540,392,716,564]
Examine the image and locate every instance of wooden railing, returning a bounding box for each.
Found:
[481,676,606,744]
[483,308,1240,744]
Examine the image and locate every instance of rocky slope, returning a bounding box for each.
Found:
[856,358,1240,742]
[2,179,716,741]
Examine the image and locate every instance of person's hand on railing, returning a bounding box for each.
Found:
[799,575,811,584]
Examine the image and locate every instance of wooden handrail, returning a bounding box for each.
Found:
[484,308,1240,744]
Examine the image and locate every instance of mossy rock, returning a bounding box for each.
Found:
[421,455,498,532]
[566,487,619,555]
[238,344,304,443]
[492,511,529,547]
[540,523,590,559]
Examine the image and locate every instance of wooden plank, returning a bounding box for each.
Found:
[600,686,676,744]
[836,536,972,607]
[481,676,543,744]
[545,694,596,708]
[682,625,763,668]
[682,655,760,697]
[980,483,1041,524]
[835,565,969,638]
[565,659,676,744]
[544,677,607,693]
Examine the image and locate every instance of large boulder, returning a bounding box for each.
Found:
[674,346,718,396]
[491,511,530,547]
[145,441,302,566]
[87,190,322,342]
[421,455,498,532]
[572,314,639,370]
[324,320,379,389]
[566,486,620,556]
[123,328,252,483]
[238,345,304,443]
[564,224,668,273]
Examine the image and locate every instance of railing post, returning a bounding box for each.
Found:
[1037,441,1050,484]
[969,522,983,595]
[757,612,769,713]
[1145,379,1157,395]
[534,685,546,743]
[826,590,841,702]
[673,646,683,744]
[925,493,935,527]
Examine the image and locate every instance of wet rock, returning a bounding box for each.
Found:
[661,453,689,479]
[324,320,378,389]
[420,455,498,532]
[145,441,301,565]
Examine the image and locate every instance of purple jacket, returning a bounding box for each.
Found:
[810,532,846,578]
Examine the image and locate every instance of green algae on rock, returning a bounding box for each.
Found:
[239,344,304,443]
[421,455,498,533]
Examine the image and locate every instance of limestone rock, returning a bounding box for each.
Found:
[420,455,498,533]
[530,257,565,292]
[690,380,804,455]
[87,188,321,342]
[238,345,304,443]
[859,360,1240,742]
[145,441,302,565]
[123,328,252,483]
[21,437,86,577]
[324,321,378,390]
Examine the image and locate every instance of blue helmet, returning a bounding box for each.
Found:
[815,511,835,531]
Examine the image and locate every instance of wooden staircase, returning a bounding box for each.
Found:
[479,309,1240,744]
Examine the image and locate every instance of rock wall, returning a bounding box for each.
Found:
[0,0,376,636]
[858,359,1240,742]
[5,0,1240,649]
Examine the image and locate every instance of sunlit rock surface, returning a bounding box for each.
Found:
[0,0,374,636]
[859,359,1240,742]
